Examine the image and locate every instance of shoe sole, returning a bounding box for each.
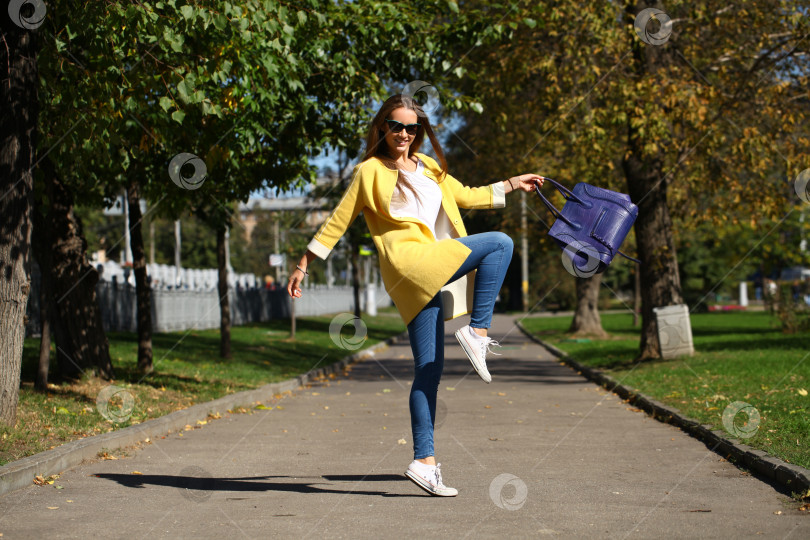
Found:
[455,330,492,383]
[404,469,458,497]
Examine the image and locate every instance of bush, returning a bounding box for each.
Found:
[772,283,810,333]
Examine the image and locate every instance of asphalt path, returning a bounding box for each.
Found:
[0,314,806,539]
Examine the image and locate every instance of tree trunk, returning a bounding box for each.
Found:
[622,1,684,361]
[568,274,607,337]
[217,226,232,359]
[351,242,361,318]
[36,267,51,390]
[633,262,641,327]
[32,203,52,390]
[0,17,38,425]
[36,159,114,379]
[624,150,684,359]
[127,181,153,373]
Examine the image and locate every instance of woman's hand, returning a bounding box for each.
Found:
[287,250,317,298]
[504,174,545,194]
[287,267,305,298]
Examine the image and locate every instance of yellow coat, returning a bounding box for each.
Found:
[307,153,506,325]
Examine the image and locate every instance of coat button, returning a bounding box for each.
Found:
[454,219,459,224]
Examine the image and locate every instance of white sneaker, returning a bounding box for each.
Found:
[455,325,501,383]
[405,461,458,497]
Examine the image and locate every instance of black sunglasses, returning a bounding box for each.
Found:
[385,119,421,135]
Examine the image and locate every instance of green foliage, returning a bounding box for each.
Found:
[34,1,474,228]
[676,222,760,310]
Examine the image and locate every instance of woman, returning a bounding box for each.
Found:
[287,95,543,497]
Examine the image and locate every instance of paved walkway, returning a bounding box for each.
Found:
[1,315,806,538]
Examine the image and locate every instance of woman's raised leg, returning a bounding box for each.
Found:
[447,231,514,382]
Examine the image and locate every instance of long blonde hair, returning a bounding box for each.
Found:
[362,95,448,204]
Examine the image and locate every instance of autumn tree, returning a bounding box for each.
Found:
[0,4,39,425]
[444,0,809,358]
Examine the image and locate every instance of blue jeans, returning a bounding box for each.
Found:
[408,232,513,459]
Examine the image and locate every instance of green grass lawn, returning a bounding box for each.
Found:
[1,314,406,466]
[521,312,810,470]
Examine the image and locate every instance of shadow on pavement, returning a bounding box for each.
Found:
[93,473,421,498]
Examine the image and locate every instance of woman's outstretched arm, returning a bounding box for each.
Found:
[288,163,370,298]
[503,174,545,194]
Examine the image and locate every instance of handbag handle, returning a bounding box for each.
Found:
[534,177,591,231]
[617,251,641,264]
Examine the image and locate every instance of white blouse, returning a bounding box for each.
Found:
[389,158,443,240]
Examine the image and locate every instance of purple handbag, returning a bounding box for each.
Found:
[535,178,639,275]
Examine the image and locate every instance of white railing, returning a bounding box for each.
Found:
[25,268,392,335]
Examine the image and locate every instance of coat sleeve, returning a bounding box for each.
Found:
[306,164,367,259]
[445,173,506,210]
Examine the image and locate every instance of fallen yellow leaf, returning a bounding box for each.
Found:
[798,389,808,397]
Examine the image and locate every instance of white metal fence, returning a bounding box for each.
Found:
[25,266,392,336]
